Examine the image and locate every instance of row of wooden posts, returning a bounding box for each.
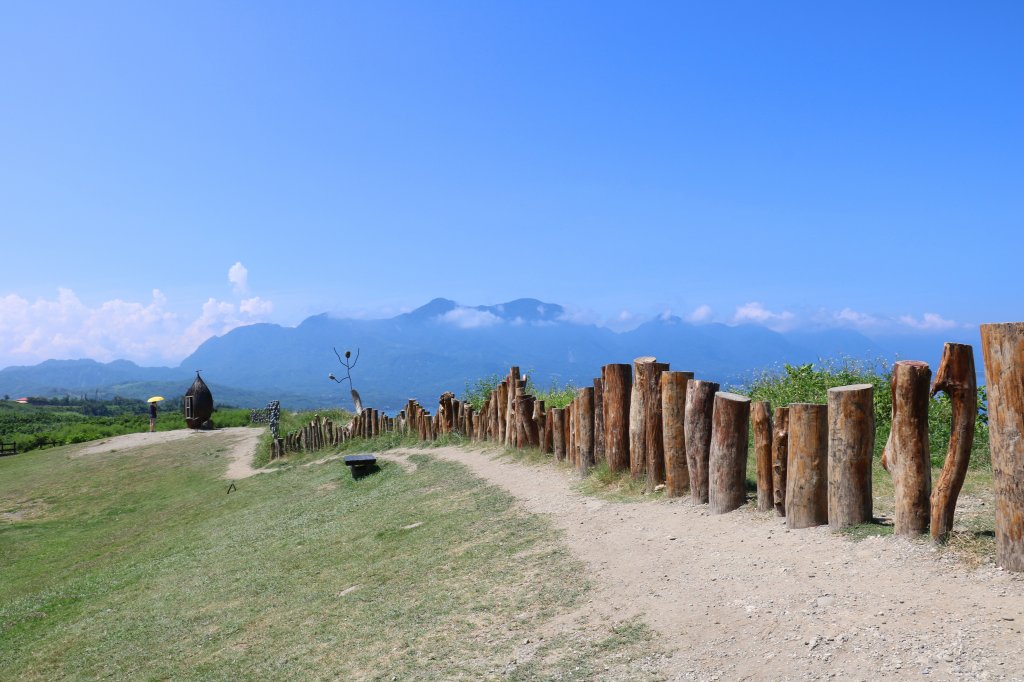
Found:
[276,322,1024,573]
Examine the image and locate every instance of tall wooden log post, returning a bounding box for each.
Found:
[709,392,751,514]
[882,360,932,537]
[564,403,573,464]
[827,384,874,529]
[534,400,547,451]
[786,403,829,528]
[751,401,773,511]
[543,409,554,454]
[602,364,632,473]
[981,324,1024,570]
[629,357,655,480]
[578,387,596,471]
[516,394,538,448]
[551,408,566,461]
[684,380,719,504]
[504,367,520,447]
[569,395,577,464]
[593,378,605,463]
[661,371,693,497]
[930,343,977,544]
[496,381,508,444]
[630,357,670,487]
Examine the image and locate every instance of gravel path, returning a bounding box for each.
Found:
[409,446,1024,681]
[76,427,270,480]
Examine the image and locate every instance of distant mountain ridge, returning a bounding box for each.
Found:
[0,297,979,411]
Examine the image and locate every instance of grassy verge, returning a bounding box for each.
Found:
[0,432,662,680]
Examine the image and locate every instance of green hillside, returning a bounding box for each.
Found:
[0,432,660,680]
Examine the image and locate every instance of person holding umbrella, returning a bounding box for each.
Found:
[147,396,164,432]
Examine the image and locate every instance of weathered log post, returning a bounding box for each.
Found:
[593,378,605,464]
[981,324,1024,570]
[709,392,751,514]
[534,400,546,450]
[628,357,670,486]
[517,394,539,448]
[751,401,773,512]
[786,403,829,529]
[684,380,719,504]
[661,371,693,497]
[496,380,508,444]
[552,408,566,461]
[568,399,577,465]
[629,357,654,480]
[577,387,596,471]
[882,360,932,537]
[542,409,554,454]
[771,408,794,513]
[827,384,874,529]
[602,363,632,473]
[930,343,977,544]
[505,367,520,447]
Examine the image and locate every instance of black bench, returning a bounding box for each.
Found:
[0,441,16,457]
[343,454,379,478]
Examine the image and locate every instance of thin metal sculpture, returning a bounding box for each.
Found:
[329,348,363,413]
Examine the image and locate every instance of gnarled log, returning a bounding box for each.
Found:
[930,343,977,543]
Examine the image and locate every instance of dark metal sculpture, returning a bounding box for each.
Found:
[329,348,363,413]
[183,371,214,429]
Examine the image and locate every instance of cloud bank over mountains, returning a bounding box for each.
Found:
[0,262,968,370]
[0,263,275,368]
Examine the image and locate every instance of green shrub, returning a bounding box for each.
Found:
[734,357,990,468]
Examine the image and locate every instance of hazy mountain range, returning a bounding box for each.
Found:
[0,298,981,412]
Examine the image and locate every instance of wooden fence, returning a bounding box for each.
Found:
[272,326,1024,573]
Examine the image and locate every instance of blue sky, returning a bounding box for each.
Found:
[1,1,1021,367]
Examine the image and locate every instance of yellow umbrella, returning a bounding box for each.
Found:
[147,396,165,403]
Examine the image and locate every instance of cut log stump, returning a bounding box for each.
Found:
[827,384,874,529]
[709,392,750,514]
[752,401,773,512]
[661,371,693,497]
[685,380,719,504]
[786,403,828,529]
[981,323,1024,571]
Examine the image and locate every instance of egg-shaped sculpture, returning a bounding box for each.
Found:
[183,371,214,429]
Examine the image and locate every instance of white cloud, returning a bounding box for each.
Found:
[0,281,276,367]
[732,302,796,330]
[898,312,958,331]
[557,306,601,326]
[240,296,274,316]
[437,307,502,329]
[686,304,713,323]
[228,262,249,294]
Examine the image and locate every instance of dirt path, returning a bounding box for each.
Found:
[406,446,1024,681]
[77,427,270,480]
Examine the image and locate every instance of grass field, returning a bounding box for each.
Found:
[0,431,662,681]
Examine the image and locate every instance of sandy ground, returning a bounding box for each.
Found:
[404,446,1024,682]
[76,427,269,480]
